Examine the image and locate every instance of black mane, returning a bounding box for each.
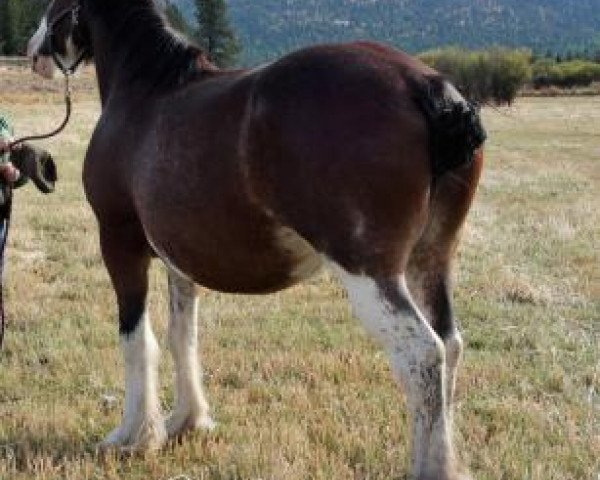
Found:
[85,0,207,92]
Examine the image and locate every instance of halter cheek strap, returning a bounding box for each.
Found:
[48,4,89,75]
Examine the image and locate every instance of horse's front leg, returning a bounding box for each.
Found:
[165,267,215,438]
[98,223,166,451]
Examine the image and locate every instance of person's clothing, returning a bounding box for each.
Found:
[0,115,13,164]
[11,145,57,193]
[0,115,57,203]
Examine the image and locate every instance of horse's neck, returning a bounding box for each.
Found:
[92,48,115,105]
[88,2,195,105]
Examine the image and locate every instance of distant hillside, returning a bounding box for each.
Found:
[173,0,600,66]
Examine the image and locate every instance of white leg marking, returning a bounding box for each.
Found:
[166,268,215,437]
[444,330,463,415]
[331,264,457,480]
[406,266,463,412]
[101,313,166,451]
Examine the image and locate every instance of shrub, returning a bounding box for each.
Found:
[419,47,532,105]
[532,59,600,88]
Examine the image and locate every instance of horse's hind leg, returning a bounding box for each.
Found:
[333,266,460,480]
[98,223,166,451]
[408,157,484,413]
[408,249,463,414]
[165,267,215,438]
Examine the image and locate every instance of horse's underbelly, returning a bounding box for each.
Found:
[144,221,323,294]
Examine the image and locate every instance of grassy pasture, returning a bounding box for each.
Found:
[0,65,598,480]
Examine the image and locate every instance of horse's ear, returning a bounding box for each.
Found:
[196,52,218,73]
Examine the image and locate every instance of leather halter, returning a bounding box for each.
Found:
[48,2,89,76]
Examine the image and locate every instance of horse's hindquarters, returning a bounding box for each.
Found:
[244,54,432,277]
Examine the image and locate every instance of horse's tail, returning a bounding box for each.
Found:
[411,75,487,180]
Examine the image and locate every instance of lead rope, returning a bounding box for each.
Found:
[0,73,73,349]
[8,74,73,149]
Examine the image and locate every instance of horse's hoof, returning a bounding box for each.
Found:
[98,421,167,453]
[98,426,129,450]
[416,466,473,480]
[166,412,216,438]
[442,470,474,480]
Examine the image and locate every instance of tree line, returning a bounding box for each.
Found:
[0,0,46,55]
[420,47,600,105]
[2,1,599,104]
[226,0,600,67]
[0,0,241,68]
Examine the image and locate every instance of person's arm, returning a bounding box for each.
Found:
[0,116,12,154]
[0,115,22,183]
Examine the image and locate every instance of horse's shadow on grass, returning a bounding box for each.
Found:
[0,430,178,473]
[0,429,224,474]
[0,430,100,472]
[0,430,411,479]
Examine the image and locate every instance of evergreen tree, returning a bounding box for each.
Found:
[194,0,240,68]
[0,0,46,55]
[0,0,16,55]
[165,1,193,38]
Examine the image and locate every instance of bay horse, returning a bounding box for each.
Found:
[27,1,485,478]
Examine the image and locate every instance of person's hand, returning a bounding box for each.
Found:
[0,163,21,183]
[0,137,20,153]
[0,137,22,183]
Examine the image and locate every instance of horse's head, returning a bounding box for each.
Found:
[27,0,92,79]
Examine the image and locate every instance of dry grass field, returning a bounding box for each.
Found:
[0,65,598,480]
